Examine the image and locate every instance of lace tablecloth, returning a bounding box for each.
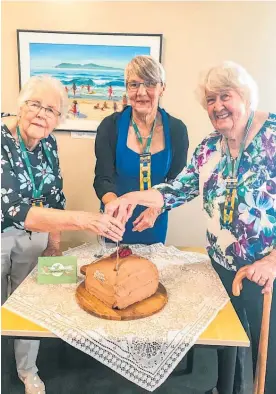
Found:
[4,243,229,392]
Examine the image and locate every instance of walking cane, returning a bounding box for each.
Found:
[232,266,273,394]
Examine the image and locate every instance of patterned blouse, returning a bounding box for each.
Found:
[154,113,276,271]
[1,123,66,233]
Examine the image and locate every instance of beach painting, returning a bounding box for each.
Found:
[17,30,162,131]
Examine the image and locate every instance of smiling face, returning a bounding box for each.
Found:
[205,89,249,137]
[127,74,165,118]
[18,85,61,141]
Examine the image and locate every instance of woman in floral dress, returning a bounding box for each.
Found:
[105,61,276,394]
[1,76,124,394]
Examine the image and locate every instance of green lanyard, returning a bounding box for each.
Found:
[131,118,156,153]
[16,126,53,202]
[225,111,255,182]
[223,111,255,227]
[131,117,156,190]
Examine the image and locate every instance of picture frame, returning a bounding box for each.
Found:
[17,30,163,132]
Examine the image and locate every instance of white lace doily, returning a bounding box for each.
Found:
[4,243,229,392]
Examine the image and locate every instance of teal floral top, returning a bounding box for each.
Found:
[154,113,276,271]
[1,123,66,233]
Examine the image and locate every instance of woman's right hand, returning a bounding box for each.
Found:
[86,212,125,242]
[105,196,136,224]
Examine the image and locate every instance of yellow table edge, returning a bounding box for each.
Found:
[1,246,250,347]
[1,301,249,346]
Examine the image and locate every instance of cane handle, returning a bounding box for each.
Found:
[232,266,249,296]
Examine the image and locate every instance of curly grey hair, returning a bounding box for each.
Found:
[125,55,165,84]
[196,61,258,110]
[17,75,68,122]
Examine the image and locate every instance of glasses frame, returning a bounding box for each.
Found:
[25,100,61,119]
[126,81,163,92]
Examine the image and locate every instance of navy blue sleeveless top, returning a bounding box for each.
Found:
[115,106,172,245]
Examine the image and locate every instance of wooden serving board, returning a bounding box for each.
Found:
[76,281,168,321]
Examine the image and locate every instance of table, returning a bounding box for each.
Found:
[1,246,249,393]
[1,299,248,346]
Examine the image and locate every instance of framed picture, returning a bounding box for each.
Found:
[17,30,162,132]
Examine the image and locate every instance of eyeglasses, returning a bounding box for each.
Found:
[126,81,162,91]
[25,100,61,119]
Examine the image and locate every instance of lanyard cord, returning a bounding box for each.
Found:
[224,111,255,179]
[222,111,255,227]
[16,126,53,198]
[131,118,156,153]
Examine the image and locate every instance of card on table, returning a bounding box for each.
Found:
[37,256,77,284]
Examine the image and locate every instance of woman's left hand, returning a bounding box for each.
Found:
[42,246,62,257]
[246,250,276,294]
[132,208,161,232]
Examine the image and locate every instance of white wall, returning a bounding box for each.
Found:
[2,1,276,248]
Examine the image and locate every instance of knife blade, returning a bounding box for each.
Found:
[115,241,119,272]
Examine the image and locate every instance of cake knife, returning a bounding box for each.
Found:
[115,241,119,272]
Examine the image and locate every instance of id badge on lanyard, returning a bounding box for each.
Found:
[223,178,238,225]
[30,196,46,207]
[132,117,156,192]
[139,153,152,191]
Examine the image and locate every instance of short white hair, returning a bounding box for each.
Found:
[196,61,258,110]
[125,55,166,84]
[17,75,68,122]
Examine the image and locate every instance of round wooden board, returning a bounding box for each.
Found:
[80,264,90,276]
[76,281,168,321]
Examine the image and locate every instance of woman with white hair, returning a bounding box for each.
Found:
[105,61,276,394]
[1,75,124,394]
[93,55,189,244]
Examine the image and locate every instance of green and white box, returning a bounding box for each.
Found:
[37,256,77,284]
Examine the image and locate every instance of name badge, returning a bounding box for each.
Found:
[140,153,151,165]
[225,178,238,190]
[140,153,151,190]
[30,196,46,207]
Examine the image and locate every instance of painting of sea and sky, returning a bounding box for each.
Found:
[31,43,150,124]
[17,31,162,131]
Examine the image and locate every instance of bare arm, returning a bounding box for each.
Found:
[25,207,90,232]
[42,231,62,256]
[24,207,124,242]
[105,189,164,223]
[126,190,164,208]
[48,231,61,246]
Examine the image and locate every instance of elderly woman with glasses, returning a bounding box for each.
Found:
[105,61,276,394]
[1,75,124,394]
[93,55,189,245]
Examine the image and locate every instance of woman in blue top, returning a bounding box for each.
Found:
[93,55,189,244]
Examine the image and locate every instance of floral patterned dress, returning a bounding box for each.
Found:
[1,123,66,233]
[154,113,276,271]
